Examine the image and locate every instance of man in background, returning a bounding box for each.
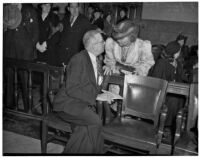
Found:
[57,3,96,66]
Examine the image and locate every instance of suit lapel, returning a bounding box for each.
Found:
[84,51,98,87]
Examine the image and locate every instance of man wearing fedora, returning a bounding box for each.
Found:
[103,20,154,76]
[3,3,39,111]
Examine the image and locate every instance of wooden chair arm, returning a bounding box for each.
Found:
[96,101,103,121]
[173,107,187,145]
[96,100,122,125]
[48,89,59,105]
[157,104,168,146]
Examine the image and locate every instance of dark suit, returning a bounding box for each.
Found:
[57,14,96,65]
[53,50,104,153]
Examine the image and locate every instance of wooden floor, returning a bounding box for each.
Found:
[3,86,198,155]
[3,130,64,154]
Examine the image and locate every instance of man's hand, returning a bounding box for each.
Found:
[36,42,47,53]
[103,66,112,76]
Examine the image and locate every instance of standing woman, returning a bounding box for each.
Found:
[36,3,61,66]
[92,8,104,30]
[175,34,189,62]
[103,13,113,37]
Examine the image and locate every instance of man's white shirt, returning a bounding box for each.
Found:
[88,51,98,82]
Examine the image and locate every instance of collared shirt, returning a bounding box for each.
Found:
[88,51,98,81]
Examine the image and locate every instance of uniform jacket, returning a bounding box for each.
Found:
[57,14,96,65]
[53,50,99,116]
[104,37,155,76]
[4,4,39,61]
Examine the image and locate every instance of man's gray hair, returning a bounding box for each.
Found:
[83,29,102,50]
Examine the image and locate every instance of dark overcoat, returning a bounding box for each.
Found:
[4,4,39,61]
[37,11,60,65]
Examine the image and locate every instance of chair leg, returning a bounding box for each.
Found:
[41,121,48,153]
[149,146,157,155]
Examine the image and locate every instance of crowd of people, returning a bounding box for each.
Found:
[3,3,198,154]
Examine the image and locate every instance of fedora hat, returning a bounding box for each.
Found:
[112,20,139,40]
[3,4,22,30]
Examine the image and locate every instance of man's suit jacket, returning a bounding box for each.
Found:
[57,14,96,65]
[53,50,99,116]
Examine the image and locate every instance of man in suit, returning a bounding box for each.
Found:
[53,29,110,153]
[57,3,96,66]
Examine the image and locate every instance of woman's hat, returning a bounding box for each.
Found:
[112,20,139,40]
[165,41,181,56]
[3,4,22,29]
[176,34,187,41]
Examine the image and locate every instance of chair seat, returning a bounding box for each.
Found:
[43,113,72,133]
[174,131,198,155]
[103,117,157,150]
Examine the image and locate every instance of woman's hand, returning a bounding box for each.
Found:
[103,66,112,76]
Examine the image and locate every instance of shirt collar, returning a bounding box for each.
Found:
[88,51,97,63]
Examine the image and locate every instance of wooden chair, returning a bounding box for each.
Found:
[156,82,190,154]
[96,74,124,124]
[173,83,198,155]
[41,66,72,153]
[102,75,168,154]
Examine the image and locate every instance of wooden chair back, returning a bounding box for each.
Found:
[122,75,168,127]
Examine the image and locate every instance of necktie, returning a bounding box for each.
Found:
[70,16,74,26]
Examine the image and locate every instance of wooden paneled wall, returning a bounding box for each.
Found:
[139,20,198,46]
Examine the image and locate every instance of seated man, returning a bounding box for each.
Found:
[53,29,112,154]
[104,20,154,76]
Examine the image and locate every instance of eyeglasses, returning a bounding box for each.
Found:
[93,41,105,45]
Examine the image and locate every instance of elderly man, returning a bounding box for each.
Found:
[53,29,110,153]
[104,20,154,76]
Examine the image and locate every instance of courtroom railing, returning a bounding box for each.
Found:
[3,58,65,120]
